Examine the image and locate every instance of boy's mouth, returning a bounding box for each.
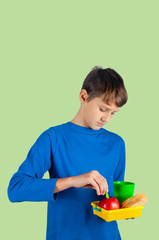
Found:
[97,122,105,127]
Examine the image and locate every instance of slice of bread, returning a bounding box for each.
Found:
[121,193,148,208]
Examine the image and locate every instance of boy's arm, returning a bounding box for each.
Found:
[113,138,126,182]
[7,130,62,203]
[54,177,73,193]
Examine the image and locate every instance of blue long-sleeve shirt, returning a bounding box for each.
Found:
[7,121,126,240]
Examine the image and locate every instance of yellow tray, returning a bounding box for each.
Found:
[91,201,144,222]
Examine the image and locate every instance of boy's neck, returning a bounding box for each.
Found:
[70,107,89,128]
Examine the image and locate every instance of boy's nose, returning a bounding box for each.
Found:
[101,115,111,123]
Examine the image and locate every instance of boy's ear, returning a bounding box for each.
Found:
[79,89,88,103]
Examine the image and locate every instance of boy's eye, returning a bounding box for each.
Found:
[99,108,105,112]
[100,108,115,115]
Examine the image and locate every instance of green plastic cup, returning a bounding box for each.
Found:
[113,181,135,205]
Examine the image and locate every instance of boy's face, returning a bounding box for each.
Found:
[80,90,119,130]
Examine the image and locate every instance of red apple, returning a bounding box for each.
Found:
[99,193,120,210]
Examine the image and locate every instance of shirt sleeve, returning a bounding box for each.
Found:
[113,138,126,182]
[7,129,59,203]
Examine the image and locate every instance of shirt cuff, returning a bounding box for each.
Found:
[49,178,59,202]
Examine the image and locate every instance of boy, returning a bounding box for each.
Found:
[7,66,128,239]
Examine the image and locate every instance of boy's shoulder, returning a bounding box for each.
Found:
[42,122,67,135]
[102,128,125,144]
[34,123,66,146]
[41,123,125,145]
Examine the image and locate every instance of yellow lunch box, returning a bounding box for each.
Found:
[91,201,144,222]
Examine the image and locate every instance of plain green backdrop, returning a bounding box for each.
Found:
[1,0,158,239]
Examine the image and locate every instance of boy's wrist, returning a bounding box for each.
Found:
[69,176,75,187]
[54,177,74,193]
[64,176,74,188]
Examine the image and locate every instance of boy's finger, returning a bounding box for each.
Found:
[91,178,101,195]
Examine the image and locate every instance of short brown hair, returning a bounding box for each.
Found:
[81,66,128,107]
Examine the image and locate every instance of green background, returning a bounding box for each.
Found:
[1,0,158,239]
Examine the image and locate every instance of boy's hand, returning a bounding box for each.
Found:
[70,170,108,195]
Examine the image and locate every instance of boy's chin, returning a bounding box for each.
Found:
[92,124,102,130]
[87,122,103,130]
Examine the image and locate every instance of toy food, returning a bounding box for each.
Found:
[99,192,120,210]
[121,193,148,208]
